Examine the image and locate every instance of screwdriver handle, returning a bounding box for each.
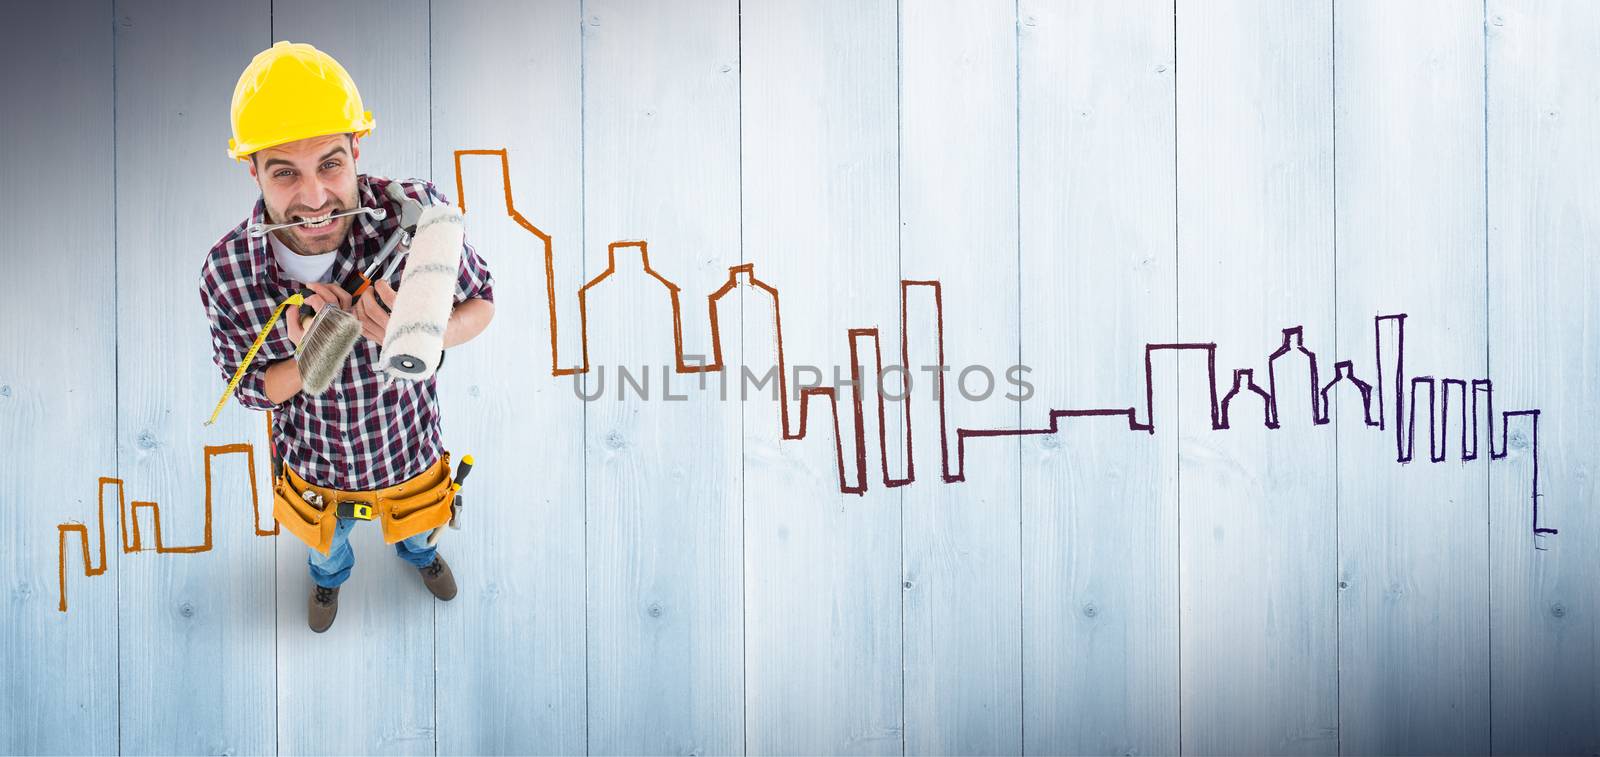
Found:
[294,267,369,324]
[292,219,407,326]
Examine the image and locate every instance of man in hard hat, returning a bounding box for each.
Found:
[199,41,496,633]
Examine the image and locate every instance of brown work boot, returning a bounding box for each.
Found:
[419,553,457,601]
[308,584,339,633]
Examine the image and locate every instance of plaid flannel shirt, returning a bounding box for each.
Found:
[200,174,494,491]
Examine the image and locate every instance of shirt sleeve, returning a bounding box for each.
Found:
[199,269,283,412]
[452,237,495,305]
[409,178,495,305]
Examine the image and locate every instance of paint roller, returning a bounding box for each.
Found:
[378,204,464,382]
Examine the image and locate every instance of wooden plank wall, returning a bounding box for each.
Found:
[3,1,1596,755]
[1335,2,1491,753]
[1177,2,1340,753]
[740,1,904,754]
[0,1,119,754]
[1019,1,1180,754]
[579,1,745,754]
[431,2,588,754]
[115,1,276,754]
[900,0,1023,753]
[1486,3,1600,754]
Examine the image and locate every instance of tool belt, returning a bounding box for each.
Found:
[271,452,457,556]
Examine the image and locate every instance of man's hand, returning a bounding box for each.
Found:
[286,282,353,348]
[354,280,396,346]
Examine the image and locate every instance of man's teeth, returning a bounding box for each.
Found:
[299,213,335,228]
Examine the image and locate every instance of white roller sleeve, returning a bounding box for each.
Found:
[379,204,464,382]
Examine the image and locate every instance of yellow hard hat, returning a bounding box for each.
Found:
[227,40,375,162]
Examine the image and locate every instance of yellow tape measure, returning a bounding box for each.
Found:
[203,292,304,426]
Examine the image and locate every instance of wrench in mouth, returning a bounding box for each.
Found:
[246,206,387,238]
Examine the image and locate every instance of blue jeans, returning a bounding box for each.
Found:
[308,516,437,588]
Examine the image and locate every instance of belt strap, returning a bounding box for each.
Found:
[280,455,452,524]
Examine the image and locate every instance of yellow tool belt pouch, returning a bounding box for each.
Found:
[272,452,458,556]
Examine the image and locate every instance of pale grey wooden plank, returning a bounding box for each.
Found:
[429,1,589,754]
[267,2,437,754]
[1017,1,1180,754]
[1486,2,1600,753]
[738,0,903,753]
[1175,1,1340,752]
[0,1,119,753]
[581,0,745,753]
[114,0,276,753]
[900,0,1023,753]
[1334,2,1491,753]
